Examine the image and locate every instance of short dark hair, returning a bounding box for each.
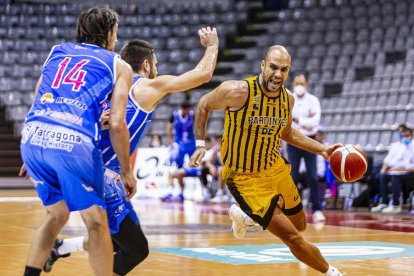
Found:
[398,123,413,133]
[181,102,191,109]
[120,39,155,73]
[76,7,119,49]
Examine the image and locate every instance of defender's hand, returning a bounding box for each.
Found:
[100,110,110,130]
[189,147,206,167]
[198,27,219,48]
[121,171,137,200]
[321,143,343,161]
[19,164,30,181]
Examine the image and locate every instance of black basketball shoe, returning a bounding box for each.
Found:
[43,239,70,272]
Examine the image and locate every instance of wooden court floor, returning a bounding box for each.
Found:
[1,189,414,276]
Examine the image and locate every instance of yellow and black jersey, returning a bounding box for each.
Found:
[220,76,290,173]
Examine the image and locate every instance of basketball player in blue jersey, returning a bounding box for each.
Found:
[168,102,196,169]
[19,7,136,276]
[43,27,219,275]
[161,102,197,201]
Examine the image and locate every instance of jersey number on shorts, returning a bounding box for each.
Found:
[52,57,90,92]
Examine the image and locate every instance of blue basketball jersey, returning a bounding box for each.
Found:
[25,42,118,143]
[100,76,153,173]
[172,110,195,145]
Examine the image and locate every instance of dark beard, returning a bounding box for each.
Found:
[148,70,155,79]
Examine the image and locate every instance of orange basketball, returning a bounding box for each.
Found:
[329,144,368,183]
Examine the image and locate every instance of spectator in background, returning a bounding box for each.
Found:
[149,134,163,147]
[286,74,324,222]
[315,129,337,199]
[164,137,214,202]
[371,123,414,214]
[209,135,229,203]
[296,129,337,209]
[198,137,216,202]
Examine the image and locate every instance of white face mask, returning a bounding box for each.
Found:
[151,141,161,147]
[293,85,306,97]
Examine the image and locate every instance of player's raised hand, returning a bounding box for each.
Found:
[121,170,137,200]
[198,27,219,48]
[189,147,206,167]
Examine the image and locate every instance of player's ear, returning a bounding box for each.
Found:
[260,60,265,71]
[142,59,149,72]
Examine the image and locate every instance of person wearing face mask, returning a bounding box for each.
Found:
[149,134,164,147]
[371,123,414,214]
[286,74,324,222]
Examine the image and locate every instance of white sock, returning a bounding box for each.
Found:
[57,236,85,255]
[325,265,341,276]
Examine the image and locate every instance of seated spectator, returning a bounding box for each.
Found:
[209,135,230,203]
[292,129,336,212]
[149,134,164,147]
[162,138,214,202]
[371,123,414,214]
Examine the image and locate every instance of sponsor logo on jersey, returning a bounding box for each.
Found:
[40,93,55,104]
[247,116,287,126]
[55,97,87,110]
[101,100,109,112]
[28,124,84,152]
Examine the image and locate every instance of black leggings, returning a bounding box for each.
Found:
[111,216,149,275]
[199,166,211,187]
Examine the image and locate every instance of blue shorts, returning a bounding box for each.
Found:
[20,122,105,212]
[104,168,139,234]
[175,142,196,168]
[183,167,201,177]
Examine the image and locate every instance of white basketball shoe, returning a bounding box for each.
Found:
[228,204,256,239]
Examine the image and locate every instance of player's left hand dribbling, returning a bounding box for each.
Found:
[189,147,206,167]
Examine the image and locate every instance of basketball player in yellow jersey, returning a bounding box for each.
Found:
[189,45,343,276]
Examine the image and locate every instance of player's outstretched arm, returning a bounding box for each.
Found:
[145,27,219,100]
[109,58,136,199]
[189,80,247,167]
